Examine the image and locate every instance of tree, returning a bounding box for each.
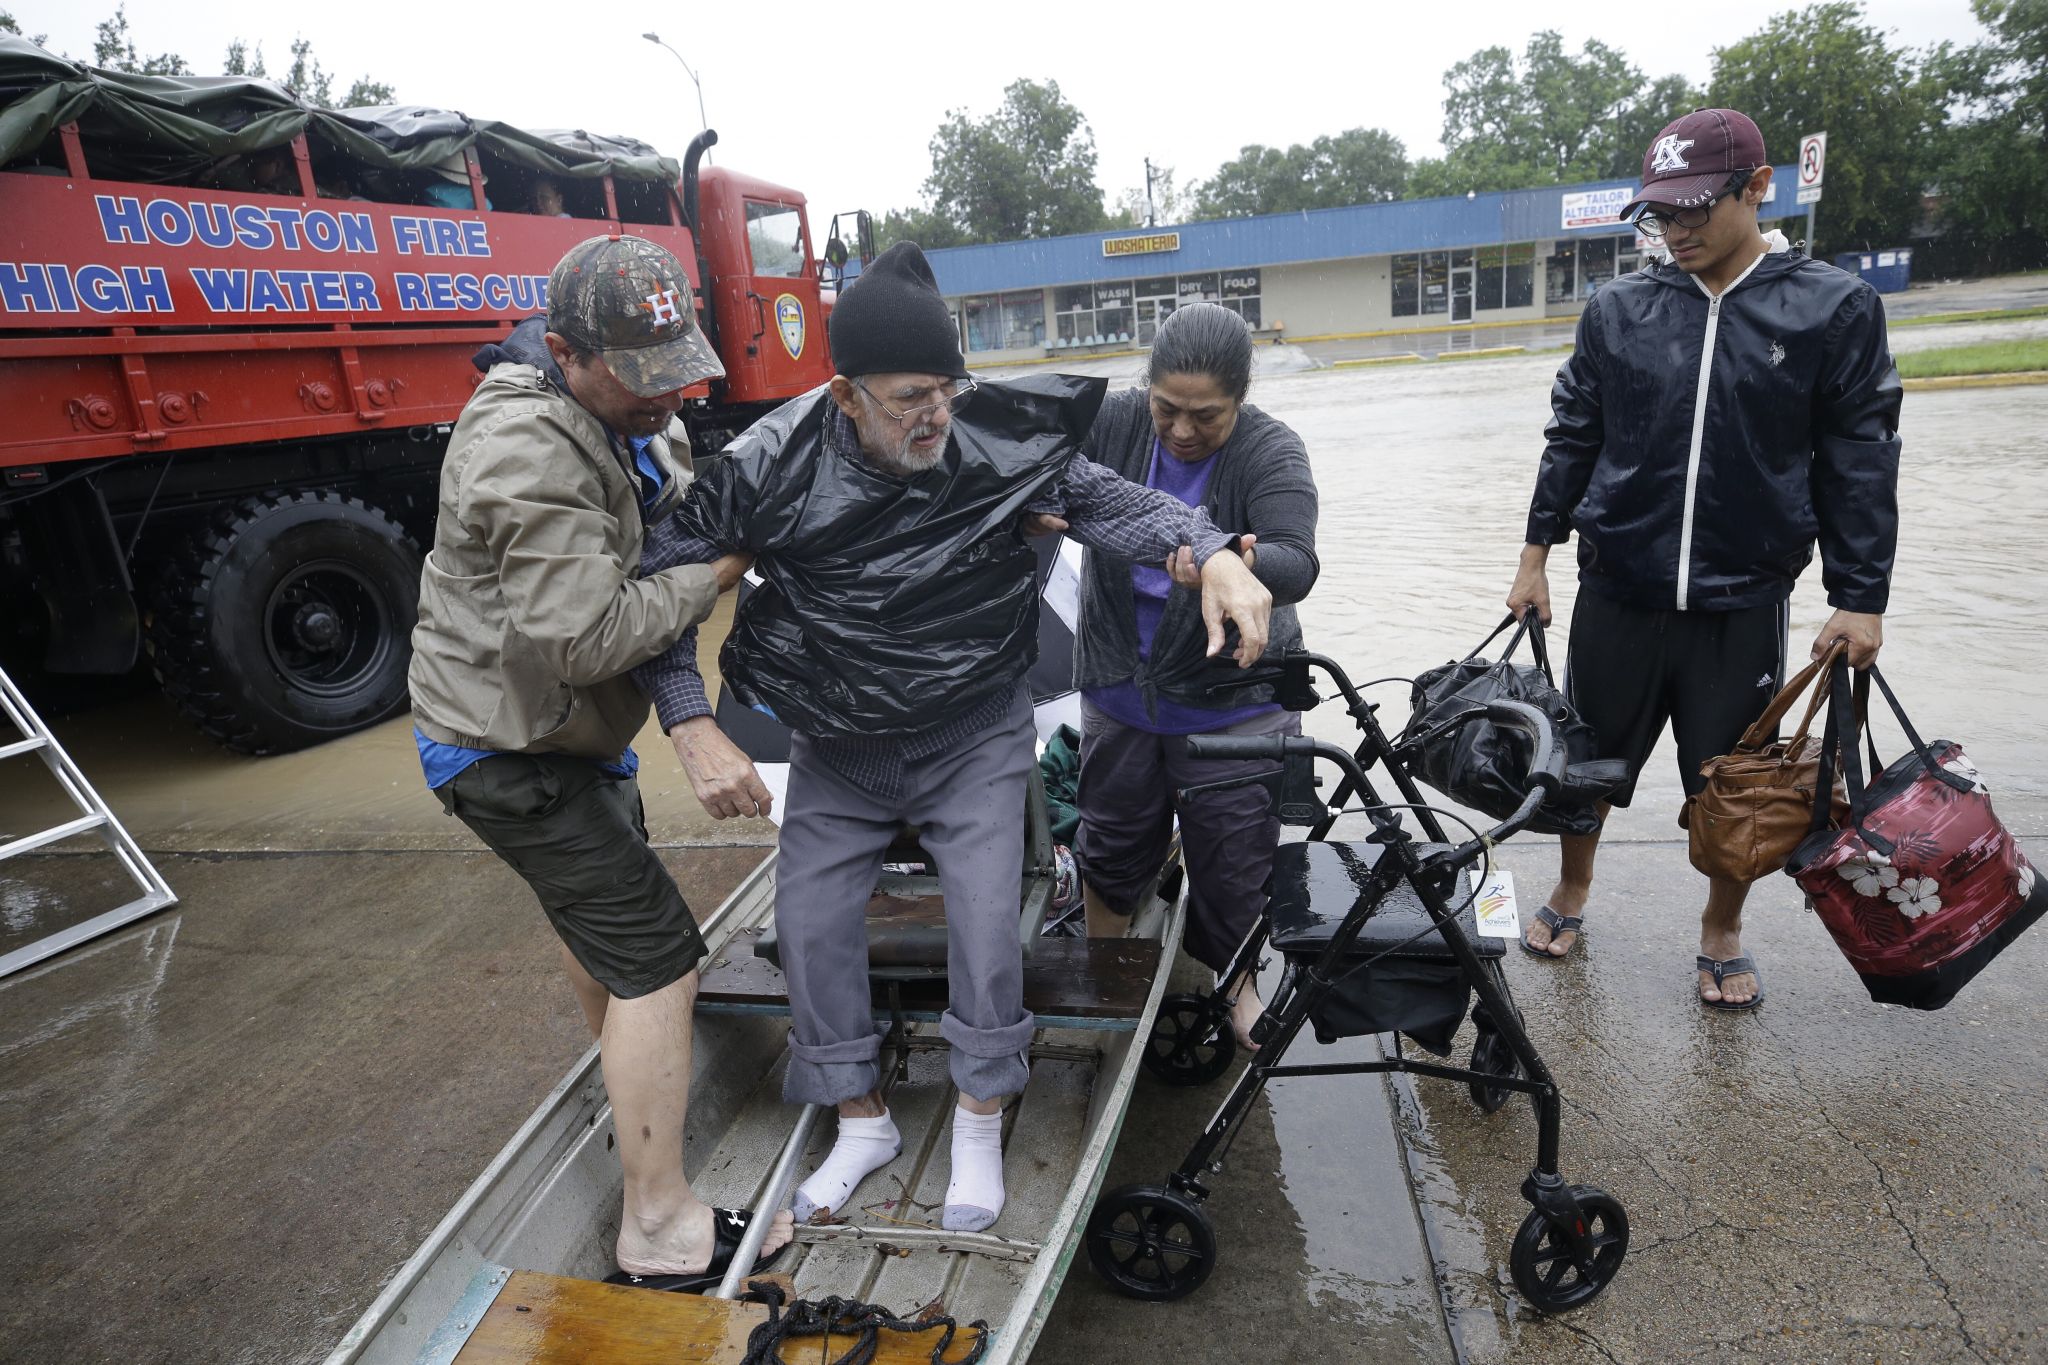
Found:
[1191,128,1408,218]
[1113,163,1188,227]
[1924,0,2048,272]
[82,9,393,107]
[223,34,393,107]
[0,8,49,44]
[875,205,966,253]
[1707,3,1942,254]
[912,79,1112,244]
[93,3,189,75]
[1411,31,1698,196]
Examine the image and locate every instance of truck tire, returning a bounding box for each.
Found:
[146,490,421,754]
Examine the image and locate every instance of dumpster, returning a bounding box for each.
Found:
[1834,249,1914,293]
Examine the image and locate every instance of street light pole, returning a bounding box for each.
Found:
[1144,157,1156,228]
[642,33,709,162]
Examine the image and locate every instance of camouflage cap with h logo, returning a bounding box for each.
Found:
[547,234,725,397]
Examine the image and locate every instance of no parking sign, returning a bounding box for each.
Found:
[1797,131,1827,205]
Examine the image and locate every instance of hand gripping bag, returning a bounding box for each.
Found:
[1786,658,2046,1010]
[1400,612,1626,836]
[1681,641,1851,882]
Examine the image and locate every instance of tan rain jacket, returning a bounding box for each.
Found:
[409,360,716,758]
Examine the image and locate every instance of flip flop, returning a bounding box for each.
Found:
[602,1207,787,1295]
[1519,905,1583,960]
[1696,954,1764,1012]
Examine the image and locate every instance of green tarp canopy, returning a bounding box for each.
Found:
[0,35,682,186]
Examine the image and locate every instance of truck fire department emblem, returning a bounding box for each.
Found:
[1650,135,1695,174]
[775,293,805,359]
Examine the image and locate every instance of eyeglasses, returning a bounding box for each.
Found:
[856,378,977,423]
[1632,170,1757,240]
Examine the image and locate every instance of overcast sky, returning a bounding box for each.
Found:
[14,0,1982,224]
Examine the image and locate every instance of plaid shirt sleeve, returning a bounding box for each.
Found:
[1036,454,1232,566]
[633,509,725,730]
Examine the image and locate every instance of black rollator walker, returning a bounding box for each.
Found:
[1083,652,1629,1313]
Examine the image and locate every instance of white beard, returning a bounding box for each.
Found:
[859,416,947,476]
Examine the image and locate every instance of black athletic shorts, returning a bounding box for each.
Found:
[436,752,705,999]
[1563,590,1790,809]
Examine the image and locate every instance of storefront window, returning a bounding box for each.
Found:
[1475,246,1505,311]
[1094,281,1134,342]
[1506,246,1535,308]
[1391,253,1420,317]
[1054,284,1095,344]
[1001,291,1045,348]
[1473,244,1536,311]
[962,294,1003,353]
[1221,270,1262,329]
[1420,251,1449,315]
[1579,237,1617,298]
[1545,242,1577,305]
[1177,272,1220,304]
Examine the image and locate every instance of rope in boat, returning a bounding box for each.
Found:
[737,1281,990,1365]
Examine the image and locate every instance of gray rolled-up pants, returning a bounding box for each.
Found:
[774,687,1038,1106]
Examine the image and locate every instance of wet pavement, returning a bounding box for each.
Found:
[5,289,2048,1363]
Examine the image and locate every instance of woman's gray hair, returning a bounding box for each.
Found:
[1146,301,1254,402]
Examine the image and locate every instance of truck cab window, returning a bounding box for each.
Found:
[745,202,806,277]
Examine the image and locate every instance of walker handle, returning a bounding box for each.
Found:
[1179,736,1286,769]
[1486,700,1565,794]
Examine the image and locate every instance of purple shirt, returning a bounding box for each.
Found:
[1084,439,1281,735]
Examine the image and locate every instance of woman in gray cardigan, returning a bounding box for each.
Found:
[1070,303,1320,1048]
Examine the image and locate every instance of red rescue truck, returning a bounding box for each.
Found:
[0,42,871,753]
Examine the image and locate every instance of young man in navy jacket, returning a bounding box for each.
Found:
[1506,108,1902,1009]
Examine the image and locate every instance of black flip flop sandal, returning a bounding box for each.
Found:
[1519,905,1583,960]
[1696,954,1764,1012]
[603,1207,787,1295]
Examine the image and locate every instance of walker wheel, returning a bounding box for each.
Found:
[1467,1029,1521,1114]
[1142,993,1235,1087]
[1509,1184,1629,1312]
[1086,1183,1218,1302]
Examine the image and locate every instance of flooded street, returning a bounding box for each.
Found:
[4,310,2047,1363]
[1269,355,2048,825]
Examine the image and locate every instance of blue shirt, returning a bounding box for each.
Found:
[1083,438,1281,736]
[420,180,492,211]
[415,434,662,788]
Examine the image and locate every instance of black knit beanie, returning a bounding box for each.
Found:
[828,241,968,379]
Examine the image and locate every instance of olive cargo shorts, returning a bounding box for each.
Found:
[436,752,706,999]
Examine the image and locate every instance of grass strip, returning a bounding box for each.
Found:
[1894,339,2048,379]
[1892,305,2048,328]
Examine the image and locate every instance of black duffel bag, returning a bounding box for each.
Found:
[1400,612,1625,836]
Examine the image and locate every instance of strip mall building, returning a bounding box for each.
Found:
[922,163,1803,365]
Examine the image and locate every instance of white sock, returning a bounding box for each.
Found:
[791,1111,900,1222]
[943,1104,1006,1232]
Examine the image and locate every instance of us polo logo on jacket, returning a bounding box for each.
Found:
[1650,135,1694,173]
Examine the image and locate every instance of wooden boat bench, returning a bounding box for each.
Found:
[698,926,1162,1031]
[753,770,1059,976]
[438,1267,985,1364]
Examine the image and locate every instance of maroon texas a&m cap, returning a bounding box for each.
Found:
[1619,109,1766,219]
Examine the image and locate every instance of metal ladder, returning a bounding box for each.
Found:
[0,665,176,979]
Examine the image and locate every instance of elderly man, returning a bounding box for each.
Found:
[636,242,1271,1232]
[410,234,793,1292]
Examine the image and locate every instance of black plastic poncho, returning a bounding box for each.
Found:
[677,372,1106,739]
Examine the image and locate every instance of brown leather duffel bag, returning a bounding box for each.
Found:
[1681,642,1851,883]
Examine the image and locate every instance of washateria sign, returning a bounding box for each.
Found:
[1102,232,1180,258]
[0,178,699,328]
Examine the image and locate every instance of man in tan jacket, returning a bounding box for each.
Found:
[409,234,791,1290]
